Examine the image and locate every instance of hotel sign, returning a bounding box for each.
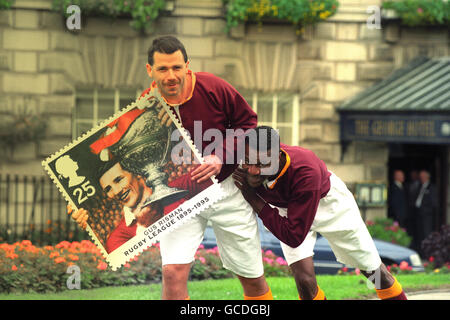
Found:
[340,113,450,144]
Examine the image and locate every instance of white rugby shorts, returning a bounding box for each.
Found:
[159,175,264,278]
[278,173,382,272]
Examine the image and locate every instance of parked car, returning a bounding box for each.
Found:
[201,218,424,274]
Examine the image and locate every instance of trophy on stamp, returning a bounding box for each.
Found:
[108,107,188,208]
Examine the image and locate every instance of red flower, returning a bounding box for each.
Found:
[6,253,18,260]
[97,261,108,270]
[54,257,66,264]
[429,256,435,262]
[11,265,18,271]
[68,254,79,261]
[399,261,409,270]
[55,241,71,249]
[21,240,32,246]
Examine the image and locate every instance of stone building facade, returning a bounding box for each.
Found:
[0,0,449,224]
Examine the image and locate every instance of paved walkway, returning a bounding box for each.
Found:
[406,289,450,300]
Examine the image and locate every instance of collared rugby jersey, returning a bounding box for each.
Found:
[141,71,257,182]
[256,143,331,248]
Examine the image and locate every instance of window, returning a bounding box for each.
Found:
[73,88,141,138]
[243,92,299,146]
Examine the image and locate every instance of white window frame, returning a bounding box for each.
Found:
[247,92,300,146]
[72,88,141,139]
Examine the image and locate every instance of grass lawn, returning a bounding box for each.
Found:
[1,273,449,300]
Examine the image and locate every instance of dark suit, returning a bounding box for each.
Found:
[406,180,420,243]
[414,182,437,252]
[388,182,407,228]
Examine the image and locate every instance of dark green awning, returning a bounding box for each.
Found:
[338,56,450,146]
[338,56,450,112]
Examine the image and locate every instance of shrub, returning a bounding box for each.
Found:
[423,256,450,274]
[0,240,290,294]
[191,246,233,280]
[338,261,415,276]
[0,0,14,10]
[190,246,291,280]
[0,240,160,293]
[51,0,167,32]
[0,110,48,159]
[223,0,339,33]
[421,224,450,268]
[382,0,450,27]
[366,218,412,247]
[261,249,290,277]
[386,261,415,275]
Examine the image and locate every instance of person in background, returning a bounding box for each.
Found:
[388,169,407,228]
[406,169,420,249]
[414,170,437,255]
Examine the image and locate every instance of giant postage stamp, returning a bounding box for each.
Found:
[42,91,225,270]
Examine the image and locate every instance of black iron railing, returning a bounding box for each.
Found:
[0,174,88,245]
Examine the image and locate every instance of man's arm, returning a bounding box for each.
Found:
[190,154,223,183]
[232,168,266,213]
[233,168,321,248]
[170,171,211,195]
[192,77,257,183]
[257,192,321,248]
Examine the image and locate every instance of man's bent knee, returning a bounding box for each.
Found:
[162,263,191,300]
[237,274,270,298]
[289,258,318,299]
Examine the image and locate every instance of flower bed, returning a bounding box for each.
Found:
[423,256,450,275]
[421,225,450,268]
[0,240,158,293]
[0,240,289,294]
[338,259,450,277]
[366,218,412,247]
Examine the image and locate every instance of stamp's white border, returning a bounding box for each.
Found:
[42,91,225,270]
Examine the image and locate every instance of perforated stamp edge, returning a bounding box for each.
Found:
[42,91,226,270]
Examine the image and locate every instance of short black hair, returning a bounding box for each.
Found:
[147,36,188,66]
[95,158,120,183]
[246,126,280,154]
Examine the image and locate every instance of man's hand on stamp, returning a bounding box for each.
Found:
[67,204,89,230]
[190,154,222,183]
[135,93,173,127]
[157,106,173,127]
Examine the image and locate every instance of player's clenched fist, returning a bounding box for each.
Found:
[67,204,89,230]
